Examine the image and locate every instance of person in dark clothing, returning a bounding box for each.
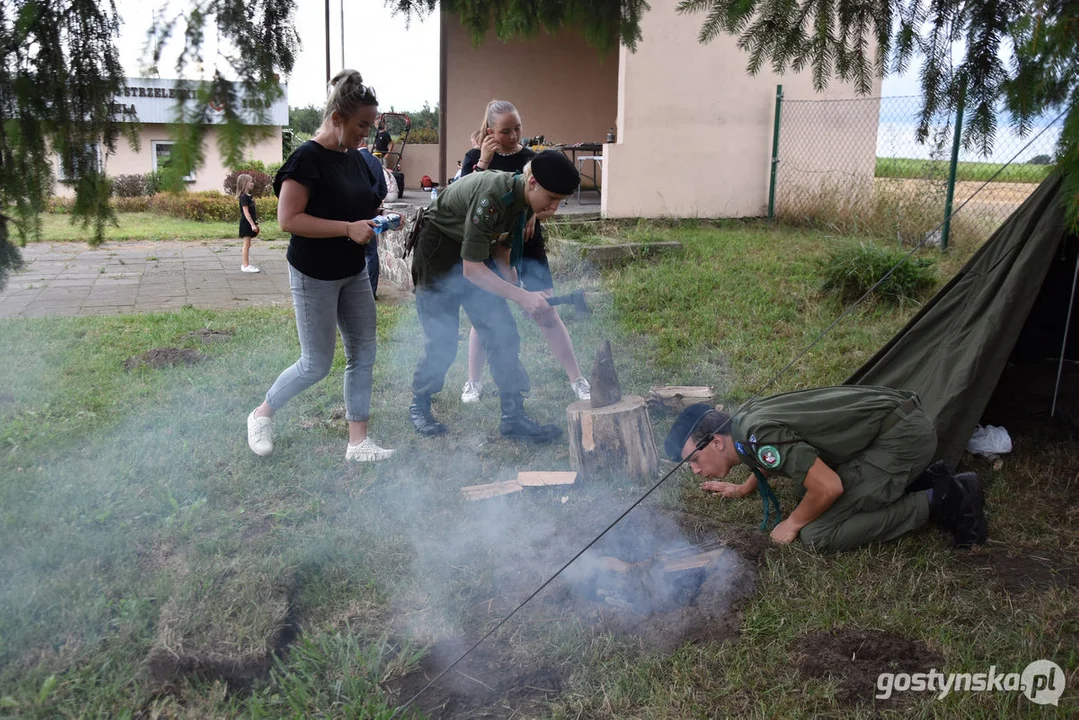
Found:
[458,100,591,405]
[408,150,580,443]
[236,173,260,273]
[359,146,388,299]
[247,69,394,464]
[664,387,988,553]
[372,121,393,157]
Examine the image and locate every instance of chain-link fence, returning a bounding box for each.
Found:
[771,90,1064,249]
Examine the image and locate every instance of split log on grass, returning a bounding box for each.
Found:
[460,481,523,501]
[566,395,659,482]
[646,386,716,414]
[516,471,577,486]
[658,549,730,573]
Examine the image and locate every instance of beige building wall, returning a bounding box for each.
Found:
[397,143,440,190]
[53,125,283,197]
[443,18,618,181]
[602,4,881,218]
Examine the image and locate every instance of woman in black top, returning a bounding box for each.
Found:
[458,100,591,405]
[246,69,394,463]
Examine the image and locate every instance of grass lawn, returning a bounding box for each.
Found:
[875,157,1052,184]
[0,220,1075,717]
[37,212,290,243]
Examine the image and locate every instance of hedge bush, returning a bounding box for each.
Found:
[819,242,937,305]
[144,191,279,222]
[222,168,274,197]
[110,172,163,197]
[113,196,152,212]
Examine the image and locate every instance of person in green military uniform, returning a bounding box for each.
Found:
[664,386,988,552]
[408,150,579,442]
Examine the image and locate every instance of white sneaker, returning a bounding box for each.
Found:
[247,411,273,456]
[241,264,261,273]
[461,380,483,404]
[571,376,591,401]
[345,437,395,462]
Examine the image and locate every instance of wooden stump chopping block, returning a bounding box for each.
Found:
[566,395,659,482]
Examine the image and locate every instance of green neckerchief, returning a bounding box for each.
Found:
[751,468,782,531]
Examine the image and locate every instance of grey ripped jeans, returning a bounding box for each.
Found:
[265,263,377,422]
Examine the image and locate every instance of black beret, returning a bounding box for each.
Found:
[664,403,716,462]
[531,149,580,195]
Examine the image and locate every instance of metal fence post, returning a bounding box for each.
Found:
[767,84,783,222]
[941,84,966,251]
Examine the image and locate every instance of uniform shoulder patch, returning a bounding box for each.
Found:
[756,445,782,469]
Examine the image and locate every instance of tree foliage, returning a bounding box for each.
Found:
[0,0,128,290]
[676,0,1079,227]
[0,0,298,291]
[388,0,651,53]
[288,104,323,135]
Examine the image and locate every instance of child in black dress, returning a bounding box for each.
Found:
[237,174,260,273]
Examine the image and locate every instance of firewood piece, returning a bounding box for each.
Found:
[460,481,523,501]
[566,395,659,482]
[658,549,729,573]
[598,556,635,574]
[646,386,717,414]
[589,340,622,409]
[516,471,577,487]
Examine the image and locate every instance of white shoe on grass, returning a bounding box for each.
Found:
[241,264,261,273]
[247,411,273,456]
[345,437,395,462]
[461,380,483,404]
[571,376,591,401]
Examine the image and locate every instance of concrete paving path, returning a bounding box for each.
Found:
[0,240,298,318]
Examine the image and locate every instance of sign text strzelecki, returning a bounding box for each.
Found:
[110,77,288,126]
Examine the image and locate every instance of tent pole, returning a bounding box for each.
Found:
[1050,252,1079,417]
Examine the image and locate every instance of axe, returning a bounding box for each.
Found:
[547,289,590,316]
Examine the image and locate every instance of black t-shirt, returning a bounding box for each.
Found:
[461,146,545,254]
[239,193,257,223]
[273,140,378,280]
[374,130,392,152]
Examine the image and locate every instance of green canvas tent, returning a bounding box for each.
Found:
[847,172,1078,465]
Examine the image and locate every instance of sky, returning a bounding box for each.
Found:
[113,0,442,112]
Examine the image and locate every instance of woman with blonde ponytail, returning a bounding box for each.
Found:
[247,69,395,464]
[458,99,591,405]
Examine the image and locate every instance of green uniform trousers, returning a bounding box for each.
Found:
[798,406,935,553]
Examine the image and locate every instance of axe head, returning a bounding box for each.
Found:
[549,289,590,316]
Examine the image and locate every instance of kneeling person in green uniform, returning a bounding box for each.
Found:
[664,386,988,552]
[409,150,579,442]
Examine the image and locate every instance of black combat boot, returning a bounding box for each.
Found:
[906,460,950,493]
[499,393,562,443]
[409,395,447,436]
[929,470,988,548]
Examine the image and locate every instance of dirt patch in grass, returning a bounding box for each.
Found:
[798,628,943,706]
[954,547,1079,595]
[387,640,562,720]
[123,347,203,371]
[146,560,295,691]
[184,328,233,343]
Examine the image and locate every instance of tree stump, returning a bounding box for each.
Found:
[566,395,659,482]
